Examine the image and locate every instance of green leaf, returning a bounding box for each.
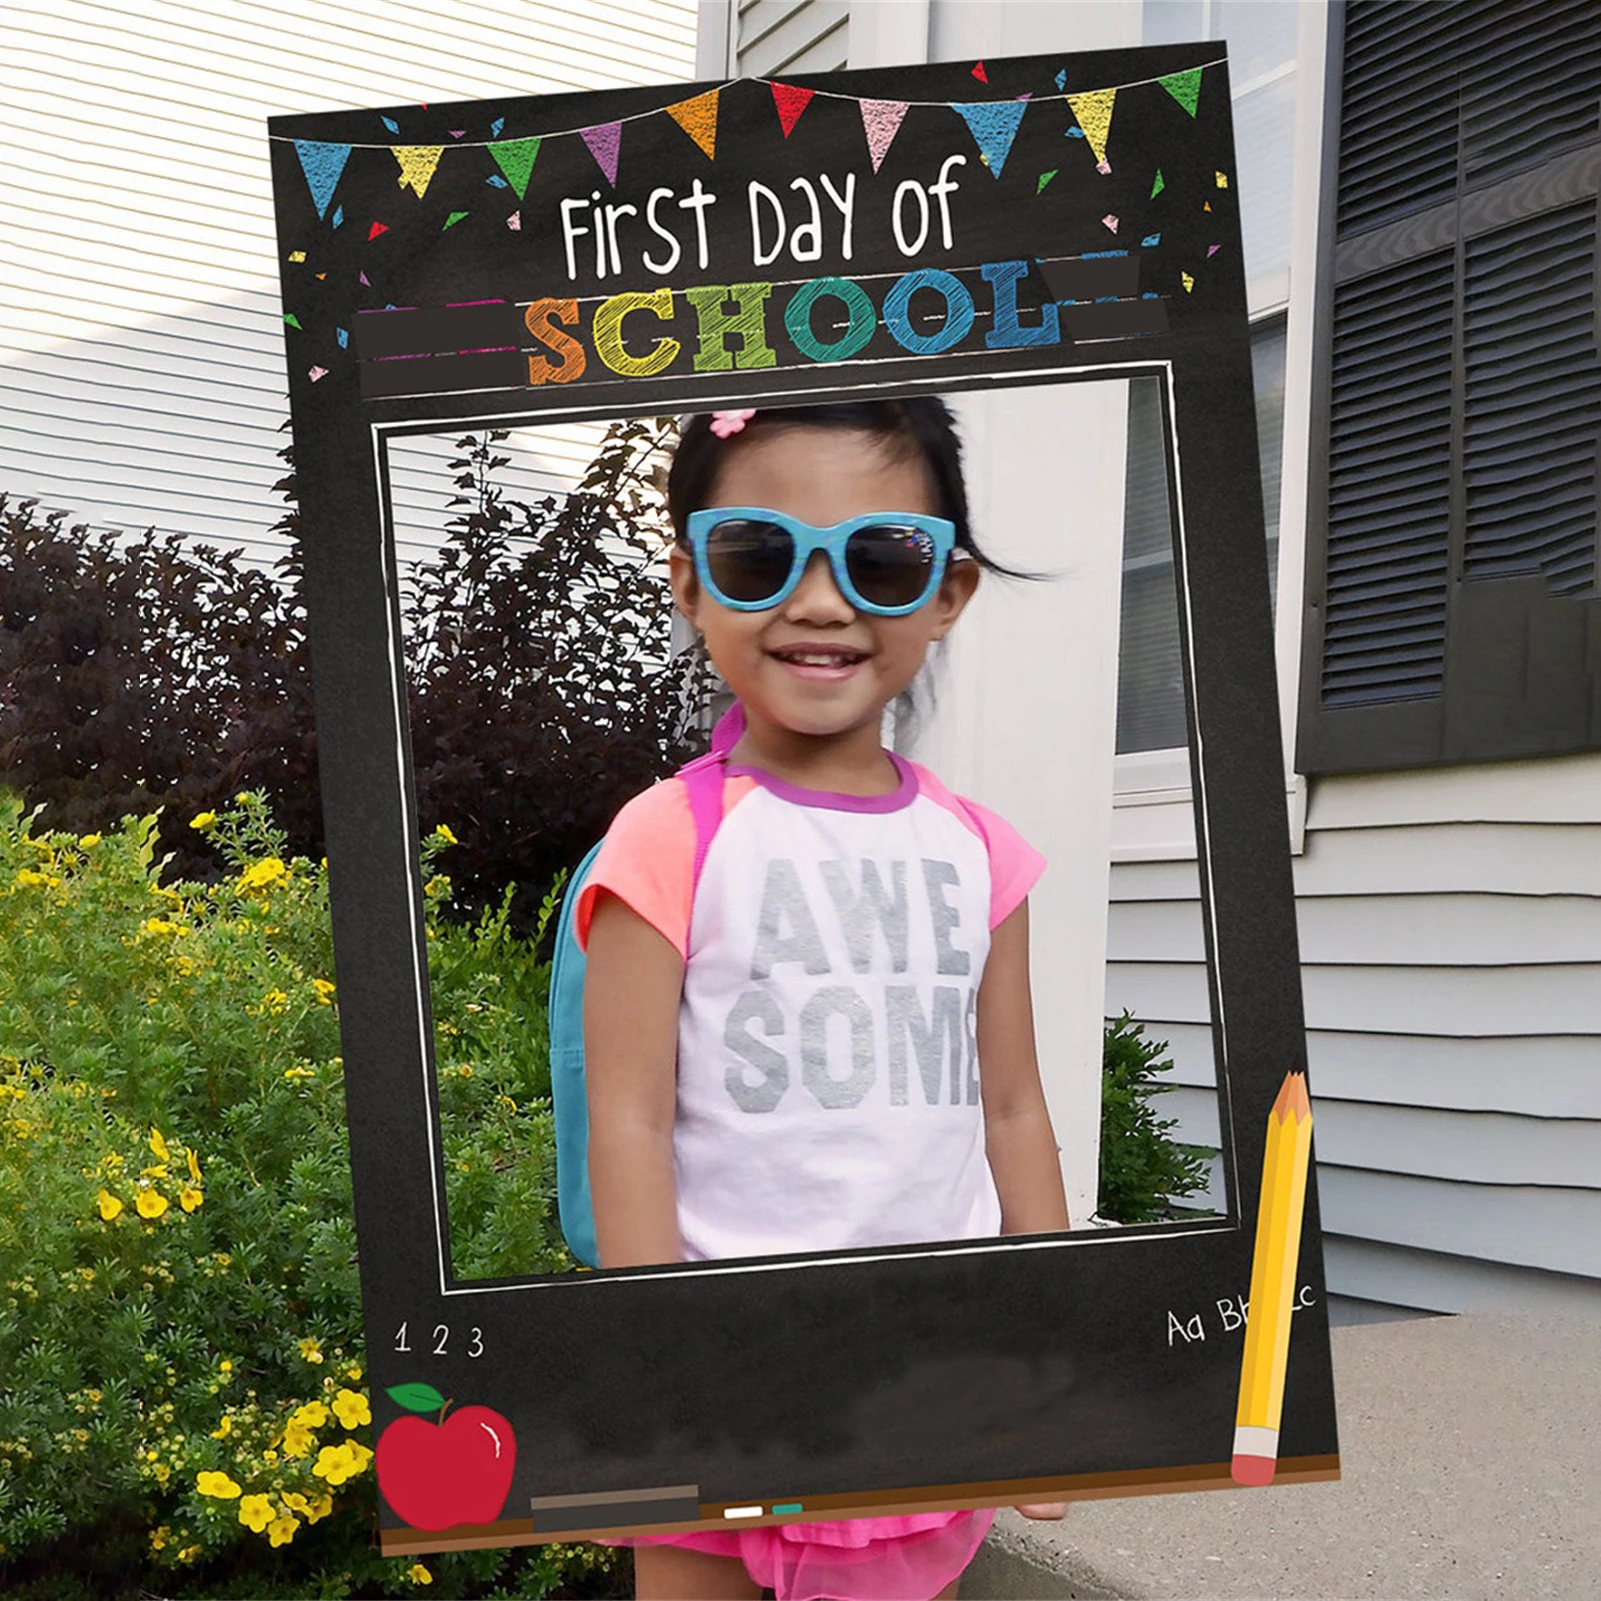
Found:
[386,1382,446,1413]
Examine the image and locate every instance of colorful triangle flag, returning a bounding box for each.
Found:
[393,147,444,198]
[582,122,622,186]
[771,83,814,138]
[971,61,988,83]
[1151,168,1165,198]
[859,99,908,173]
[667,89,720,159]
[954,100,1029,179]
[1066,88,1116,166]
[443,211,468,230]
[1037,169,1057,193]
[295,141,351,221]
[1159,68,1204,117]
[489,136,541,199]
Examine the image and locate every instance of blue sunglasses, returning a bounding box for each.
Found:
[685,507,957,616]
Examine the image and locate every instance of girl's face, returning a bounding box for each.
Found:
[669,424,979,744]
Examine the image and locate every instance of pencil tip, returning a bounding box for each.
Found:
[1274,1069,1312,1122]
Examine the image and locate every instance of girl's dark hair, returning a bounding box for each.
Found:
[665,397,1034,579]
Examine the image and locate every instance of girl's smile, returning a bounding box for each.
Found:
[669,424,979,790]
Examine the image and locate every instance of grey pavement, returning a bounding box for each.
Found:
[964,1311,1599,1601]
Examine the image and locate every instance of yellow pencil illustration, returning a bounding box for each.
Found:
[1232,1069,1313,1486]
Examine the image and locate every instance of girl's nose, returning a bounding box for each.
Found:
[782,550,855,620]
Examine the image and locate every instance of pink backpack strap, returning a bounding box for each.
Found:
[677,701,744,890]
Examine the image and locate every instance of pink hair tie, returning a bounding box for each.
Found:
[709,408,756,438]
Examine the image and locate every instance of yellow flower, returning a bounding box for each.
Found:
[140,1163,170,1180]
[79,832,102,847]
[210,1416,233,1439]
[345,1364,363,1384]
[312,1440,370,1485]
[299,1336,324,1364]
[149,1127,170,1162]
[177,1544,202,1563]
[304,1491,333,1523]
[432,824,458,845]
[186,1147,202,1183]
[267,1511,299,1546]
[139,916,186,937]
[408,1562,434,1584]
[179,1186,203,1213]
[196,1469,242,1499]
[281,1418,315,1458]
[262,988,290,1014]
[96,1190,123,1221]
[218,1358,233,1373]
[312,978,336,1005]
[293,1399,330,1428]
[283,1065,315,1081]
[149,1524,170,1552]
[331,1388,370,1429]
[189,812,216,831]
[238,1493,274,1533]
[237,858,288,893]
[135,1189,169,1220]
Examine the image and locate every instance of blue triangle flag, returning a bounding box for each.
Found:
[295,141,351,220]
[953,100,1029,179]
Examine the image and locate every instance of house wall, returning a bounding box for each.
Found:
[3,0,700,570]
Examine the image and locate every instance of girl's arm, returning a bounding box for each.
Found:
[978,897,1071,1236]
[583,889,685,1268]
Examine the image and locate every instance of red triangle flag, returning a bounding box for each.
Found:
[771,83,815,138]
[971,61,988,83]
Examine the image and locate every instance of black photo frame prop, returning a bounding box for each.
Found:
[268,43,1338,1558]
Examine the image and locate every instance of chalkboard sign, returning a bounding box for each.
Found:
[268,41,1338,1560]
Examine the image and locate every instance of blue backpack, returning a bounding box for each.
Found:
[546,704,745,1267]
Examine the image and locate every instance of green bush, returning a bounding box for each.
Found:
[1097,1012,1215,1224]
[0,794,622,1599]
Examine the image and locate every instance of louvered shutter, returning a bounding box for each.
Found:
[1299,0,1601,772]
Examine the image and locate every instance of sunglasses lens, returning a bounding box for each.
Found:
[845,524,940,610]
[703,519,795,604]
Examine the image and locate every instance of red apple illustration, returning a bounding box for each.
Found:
[376,1382,516,1530]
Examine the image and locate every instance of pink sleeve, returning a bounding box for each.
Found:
[959,798,1047,930]
[575,779,695,958]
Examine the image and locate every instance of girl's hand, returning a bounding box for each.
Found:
[1014,1502,1068,1520]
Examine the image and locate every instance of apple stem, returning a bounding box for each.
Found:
[438,1398,454,1425]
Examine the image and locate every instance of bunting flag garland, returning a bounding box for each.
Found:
[667,89,720,159]
[581,121,622,185]
[1066,88,1116,166]
[393,146,444,198]
[771,82,814,137]
[488,136,541,199]
[859,98,909,173]
[295,141,351,220]
[1159,68,1204,117]
[954,99,1028,179]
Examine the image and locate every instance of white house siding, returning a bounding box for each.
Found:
[736,0,849,76]
[1106,751,1601,1319]
[2,0,699,572]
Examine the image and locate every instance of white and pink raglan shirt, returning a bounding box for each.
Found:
[575,753,1046,1263]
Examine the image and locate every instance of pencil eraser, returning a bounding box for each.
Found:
[1231,1453,1276,1486]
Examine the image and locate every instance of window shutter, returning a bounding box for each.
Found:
[1300,0,1601,772]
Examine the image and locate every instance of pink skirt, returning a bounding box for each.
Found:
[605,1508,995,1601]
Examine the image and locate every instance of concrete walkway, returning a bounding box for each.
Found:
[964,1312,1599,1601]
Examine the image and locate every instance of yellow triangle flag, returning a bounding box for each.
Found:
[667,89,720,160]
[1067,87,1117,166]
[393,146,445,198]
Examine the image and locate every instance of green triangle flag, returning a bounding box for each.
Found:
[489,137,541,200]
[1151,168,1165,198]
[1158,68,1203,117]
[1037,170,1057,194]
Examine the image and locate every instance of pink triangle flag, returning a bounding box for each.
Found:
[581,121,622,186]
[859,99,909,173]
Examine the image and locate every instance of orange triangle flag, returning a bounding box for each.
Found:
[667,89,720,159]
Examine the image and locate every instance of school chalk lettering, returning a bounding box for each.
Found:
[1166,1286,1318,1347]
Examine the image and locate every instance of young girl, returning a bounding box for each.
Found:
[576,398,1070,1601]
